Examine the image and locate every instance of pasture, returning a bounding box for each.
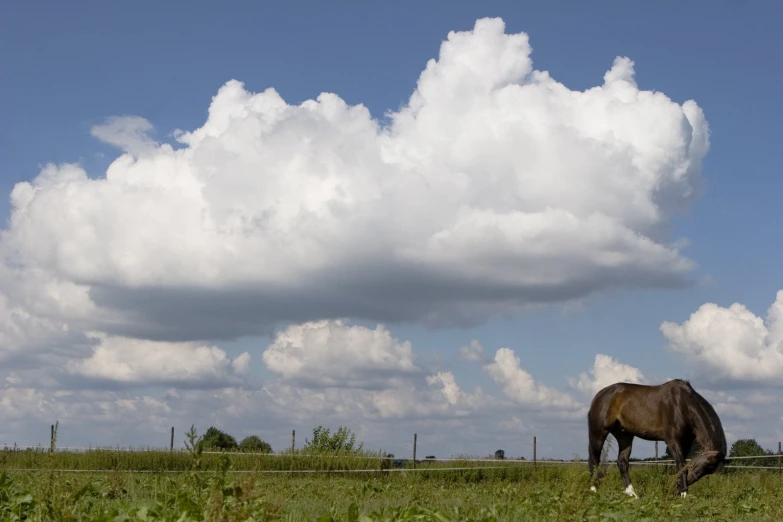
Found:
[0,446,781,521]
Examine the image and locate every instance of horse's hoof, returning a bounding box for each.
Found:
[625,485,639,499]
[680,491,687,498]
[589,486,597,493]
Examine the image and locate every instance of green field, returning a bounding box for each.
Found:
[0,446,781,521]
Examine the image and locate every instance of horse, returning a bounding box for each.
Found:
[587,379,727,498]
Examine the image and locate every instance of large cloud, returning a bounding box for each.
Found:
[0,17,709,341]
[262,320,419,388]
[660,290,783,385]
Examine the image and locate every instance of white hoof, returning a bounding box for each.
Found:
[589,486,597,493]
[680,491,687,498]
[625,484,639,499]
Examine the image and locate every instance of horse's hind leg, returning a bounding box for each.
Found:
[588,424,608,492]
[615,433,638,499]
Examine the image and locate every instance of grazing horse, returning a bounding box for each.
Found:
[587,379,726,498]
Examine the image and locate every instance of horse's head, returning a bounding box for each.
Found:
[687,449,726,484]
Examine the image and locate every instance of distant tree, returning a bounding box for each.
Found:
[239,435,272,453]
[425,455,436,460]
[304,425,364,454]
[729,438,772,467]
[730,438,766,457]
[199,426,238,451]
[494,449,505,460]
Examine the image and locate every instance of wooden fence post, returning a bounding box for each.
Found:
[533,436,537,468]
[170,427,174,451]
[413,433,417,469]
[50,424,54,453]
[655,441,658,466]
[292,429,296,453]
[778,441,781,474]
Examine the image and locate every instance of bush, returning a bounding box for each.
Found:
[303,425,364,454]
[199,427,238,451]
[239,435,272,453]
[729,438,773,467]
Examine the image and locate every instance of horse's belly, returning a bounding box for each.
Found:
[633,431,663,442]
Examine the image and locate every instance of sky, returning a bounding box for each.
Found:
[1,1,782,461]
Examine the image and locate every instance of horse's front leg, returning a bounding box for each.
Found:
[667,440,689,497]
[615,433,638,499]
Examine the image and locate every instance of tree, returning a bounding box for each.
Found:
[303,425,364,454]
[729,438,772,467]
[199,426,238,451]
[239,435,272,453]
[494,449,505,460]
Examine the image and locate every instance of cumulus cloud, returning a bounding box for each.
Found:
[569,353,647,397]
[0,16,729,458]
[0,17,710,342]
[64,333,251,388]
[660,290,783,385]
[484,347,582,412]
[262,320,419,388]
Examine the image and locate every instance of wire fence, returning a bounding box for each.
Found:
[0,444,781,473]
[3,445,780,460]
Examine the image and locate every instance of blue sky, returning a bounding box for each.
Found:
[1,1,782,459]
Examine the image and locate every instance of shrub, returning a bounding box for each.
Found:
[199,427,238,451]
[239,435,272,453]
[303,425,364,454]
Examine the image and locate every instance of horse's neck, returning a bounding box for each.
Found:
[687,397,724,453]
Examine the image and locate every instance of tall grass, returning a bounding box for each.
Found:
[0,445,781,520]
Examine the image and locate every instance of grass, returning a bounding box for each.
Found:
[0,446,781,521]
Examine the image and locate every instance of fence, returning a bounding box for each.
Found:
[1,426,781,475]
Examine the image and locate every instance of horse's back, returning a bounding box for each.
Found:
[588,380,697,437]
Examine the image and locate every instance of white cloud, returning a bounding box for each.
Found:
[65,333,250,388]
[569,353,647,397]
[0,17,710,342]
[0,16,737,459]
[262,320,419,388]
[459,339,486,362]
[427,371,463,405]
[660,290,783,384]
[90,116,157,156]
[484,347,582,412]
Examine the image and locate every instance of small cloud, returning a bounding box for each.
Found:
[459,340,486,362]
[90,115,157,156]
[569,354,646,397]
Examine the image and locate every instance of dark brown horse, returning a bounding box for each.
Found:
[587,379,727,498]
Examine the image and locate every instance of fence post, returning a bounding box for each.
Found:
[170,427,174,451]
[413,433,417,469]
[50,424,54,453]
[533,436,537,468]
[655,441,658,466]
[292,429,296,453]
[778,441,781,474]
